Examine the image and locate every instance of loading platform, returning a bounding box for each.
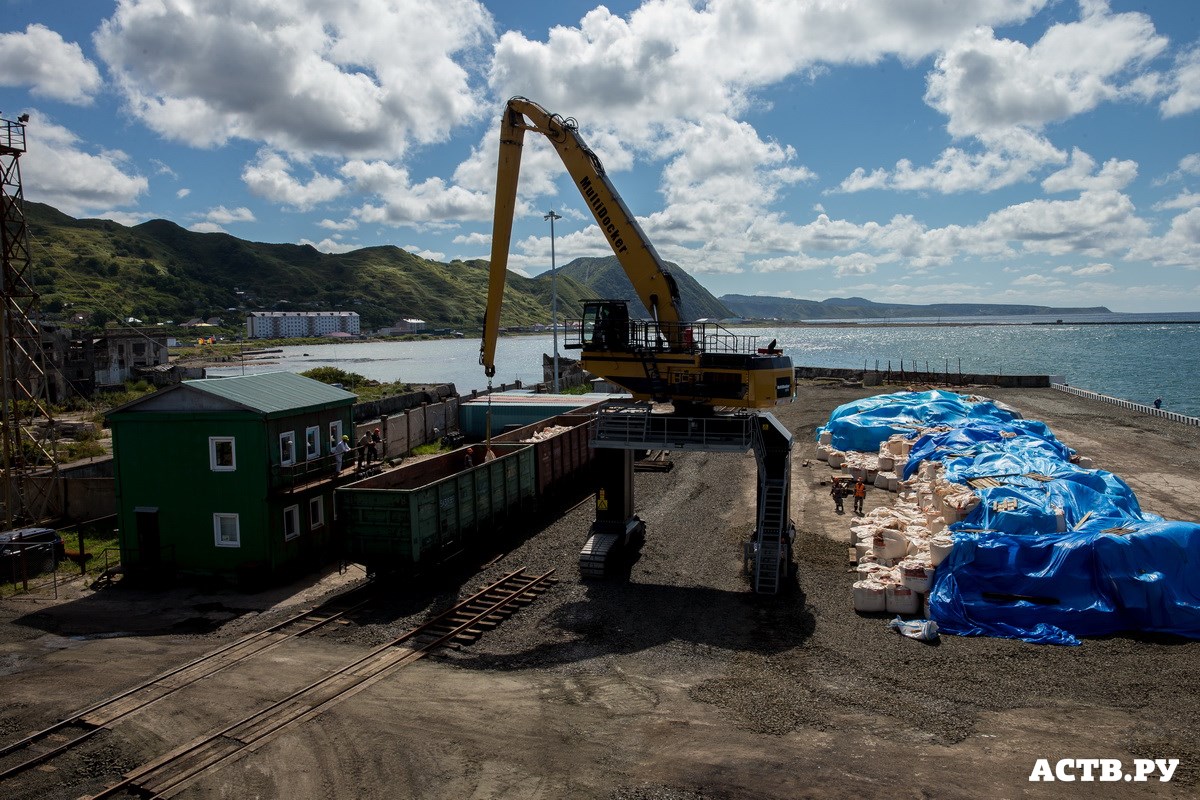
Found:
[585,401,795,593]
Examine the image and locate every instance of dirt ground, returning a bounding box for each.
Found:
[1,382,1198,799]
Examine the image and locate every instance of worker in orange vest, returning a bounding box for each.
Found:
[853,478,866,515]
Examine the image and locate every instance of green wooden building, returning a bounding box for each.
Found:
[107,372,357,584]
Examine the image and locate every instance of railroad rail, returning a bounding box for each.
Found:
[85,568,555,799]
[0,583,374,782]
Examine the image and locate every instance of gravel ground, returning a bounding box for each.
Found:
[1,381,1198,799]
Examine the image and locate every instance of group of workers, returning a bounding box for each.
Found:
[332,428,383,472]
[831,477,867,515]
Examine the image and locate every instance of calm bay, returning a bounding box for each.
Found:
[208,315,1200,416]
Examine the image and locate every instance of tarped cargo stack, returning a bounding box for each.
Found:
[818,390,1200,645]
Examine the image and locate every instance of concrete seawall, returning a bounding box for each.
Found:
[794,365,1052,388]
[1051,383,1200,426]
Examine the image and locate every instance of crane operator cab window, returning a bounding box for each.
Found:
[581,301,630,352]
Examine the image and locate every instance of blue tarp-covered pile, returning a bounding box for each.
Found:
[818,391,1200,645]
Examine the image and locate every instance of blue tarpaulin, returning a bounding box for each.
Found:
[818,390,1024,453]
[821,390,1200,645]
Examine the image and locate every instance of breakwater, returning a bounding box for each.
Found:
[1051,383,1200,427]
[794,365,1051,389]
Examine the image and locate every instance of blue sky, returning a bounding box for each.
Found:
[1,0,1198,312]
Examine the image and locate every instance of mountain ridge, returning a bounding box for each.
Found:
[23,201,1112,330]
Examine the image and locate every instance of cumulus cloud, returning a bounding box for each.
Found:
[837,128,1066,194]
[94,0,495,157]
[1161,45,1200,117]
[0,24,101,104]
[404,247,446,261]
[200,205,256,225]
[242,150,345,210]
[490,1,1048,140]
[1041,149,1137,193]
[318,218,358,231]
[343,158,492,226]
[18,112,148,215]
[189,221,227,233]
[925,8,1166,138]
[299,237,360,253]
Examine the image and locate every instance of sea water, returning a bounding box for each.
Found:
[208,316,1200,416]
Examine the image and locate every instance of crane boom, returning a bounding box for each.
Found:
[482,97,685,376]
[480,96,794,411]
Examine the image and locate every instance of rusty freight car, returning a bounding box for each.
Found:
[337,415,595,576]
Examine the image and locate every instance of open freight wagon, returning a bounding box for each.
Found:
[337,414,596,576]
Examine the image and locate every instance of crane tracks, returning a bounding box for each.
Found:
[2,568,555,799]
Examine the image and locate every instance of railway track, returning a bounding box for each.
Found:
[79,568,556,799]
[0,582,374,782]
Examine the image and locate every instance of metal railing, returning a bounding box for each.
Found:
[1051,384,1199,427]
[591,402,755,452]
[577,319,768,356]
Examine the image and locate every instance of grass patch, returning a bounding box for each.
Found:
[0,519,122,596]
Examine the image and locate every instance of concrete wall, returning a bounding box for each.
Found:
[794,365,1051,389]
[1052,383,1199,426]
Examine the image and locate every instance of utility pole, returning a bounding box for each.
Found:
[544,209,562,392]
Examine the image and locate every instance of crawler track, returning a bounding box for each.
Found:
[88,568,555,799]
[0,583,373,782]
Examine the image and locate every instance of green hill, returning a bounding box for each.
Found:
[22,201,595,331]
[720,294,1111,321]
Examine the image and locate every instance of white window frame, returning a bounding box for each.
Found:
[213,513,240,548]
[280,431,297,467]
[284,504,300,541]
[305,426,321,460]
[328,420,342,451]
[309,496,324,530]
[209,436,236,472]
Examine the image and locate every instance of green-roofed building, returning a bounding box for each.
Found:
[107,372,357,584]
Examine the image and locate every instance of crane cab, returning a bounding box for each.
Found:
[569,300,795,410]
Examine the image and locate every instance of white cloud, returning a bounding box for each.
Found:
[200,205,256,225]
[176,188,191,199]
[1012,273,1065,286]
[1053,263,1116,276]
[0,24,101,104]
[1162,45,1200,118]
[490,1,1049,141]
[403,247,446,261]
[93,209,152,227]
[343,158,492,226]
[318,218,358,231]
[1154,191,1200,212]
[1041,148,1137,193]
[94,0,495,157]
[925,7,1166,138]
[299,237,360,253]
[837,128,1066,194]
[189,221,226,233]
[242,150,345,210]
[452,231,491,247]
[19,112,148,215]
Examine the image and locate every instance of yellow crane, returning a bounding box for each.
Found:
[479,97,795,592]
[479,96,794,412]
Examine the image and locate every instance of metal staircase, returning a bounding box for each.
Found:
[631,346,668,400]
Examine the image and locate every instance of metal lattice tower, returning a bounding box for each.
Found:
[1,115,56,527]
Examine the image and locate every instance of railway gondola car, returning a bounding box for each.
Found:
[337,414,596,576]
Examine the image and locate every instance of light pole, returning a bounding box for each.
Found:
[544,209,562,392]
